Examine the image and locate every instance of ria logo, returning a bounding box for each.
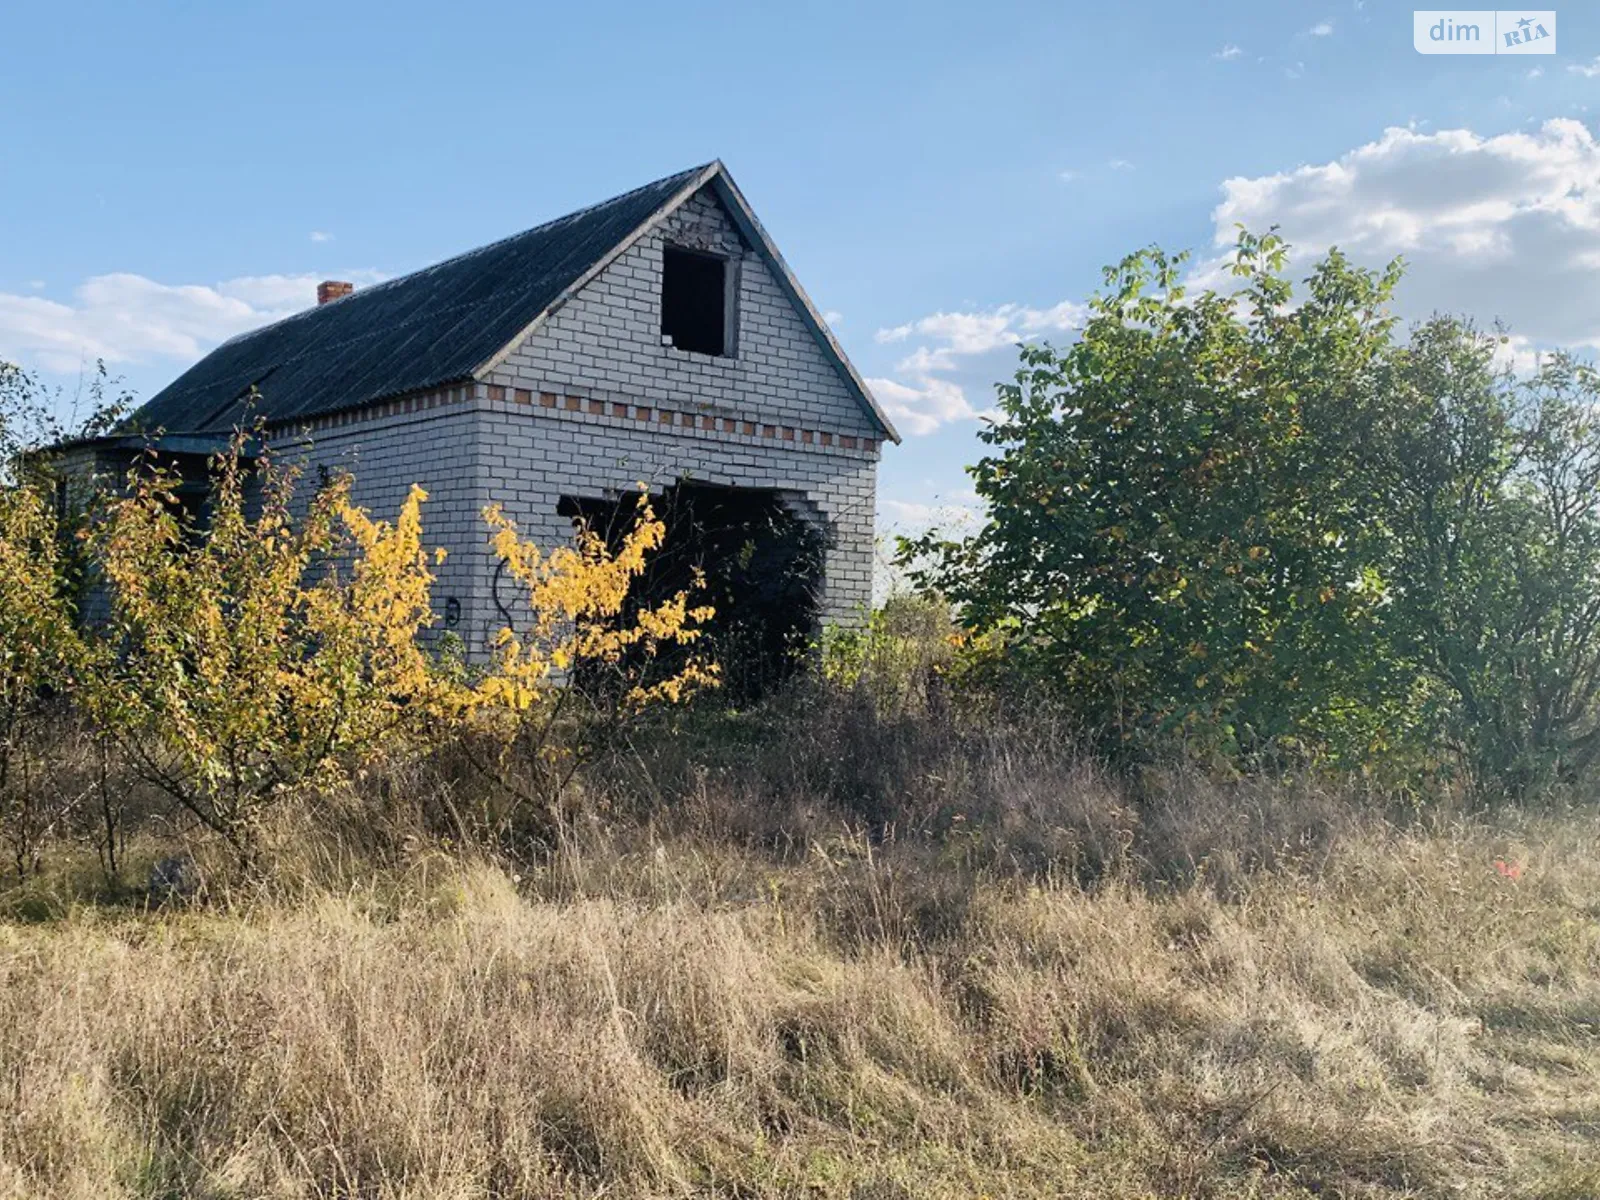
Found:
[1413,10,1556,53]
[1501,13,1552,47]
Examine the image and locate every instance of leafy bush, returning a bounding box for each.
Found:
[468,490,717,839]
[83,433,449,858]
[0,360,130,487]
[40,438,720,862]
[0,359,136,880]
[0,481,88,876]
[819,594,958,717]
[903,230,1600,797]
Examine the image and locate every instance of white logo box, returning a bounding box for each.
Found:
[1414,10,1556,53]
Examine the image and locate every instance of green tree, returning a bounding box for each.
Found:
[905,231,1600,795]
[1379,329,1600,795]
[902,232,1418,763]
[0,360,130,485]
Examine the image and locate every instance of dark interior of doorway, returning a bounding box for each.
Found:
[558,482,828,704]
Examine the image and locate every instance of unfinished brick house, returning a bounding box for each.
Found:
[62,162,899,677]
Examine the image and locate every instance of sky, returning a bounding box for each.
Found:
[2,1,1597,552]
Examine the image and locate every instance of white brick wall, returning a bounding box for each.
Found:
[488,191,881,439]
[272,396,487,642]
[270,183,883,654]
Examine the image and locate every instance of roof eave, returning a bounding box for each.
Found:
[705,166,901,445]
[30,430,256,459]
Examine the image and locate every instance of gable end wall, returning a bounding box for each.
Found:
[473,186,881,645]
[487,189,880,439]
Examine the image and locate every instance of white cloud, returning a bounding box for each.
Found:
[875,491,986,597]
[25,280,44,291]
[310,231,334,243]
[1109,158,1134,171]
[877,301,1084,354]
[1492,334,1545,376]
[1527,66,1543,79]
[869,300,1085,435]
[0,270,384,374]
[1570,57,1600,78]
[1200,119,1600,349]
[1058,169,1079,182]
[871,119,1600,442]
[822,309,844,326]
[1308,21,1334,36]
[867,376,977,437]
[880,496,972,523]
[1214,44,1243,60]
[876,303,1085,373]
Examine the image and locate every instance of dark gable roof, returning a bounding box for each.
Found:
[125,161,900,444]
[131,164,710,435]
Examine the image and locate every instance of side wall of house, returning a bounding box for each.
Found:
[269,387,488,646]
[470,392,879,639]
[478,185,883,645]
[47,399,494,644]
[271,384,879,657]
[42,444,129,628]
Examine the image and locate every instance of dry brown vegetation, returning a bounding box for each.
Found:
[3,692,1600,1199]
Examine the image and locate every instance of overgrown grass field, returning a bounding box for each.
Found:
[4,697,1599,1199]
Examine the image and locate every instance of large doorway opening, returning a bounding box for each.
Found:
[558,482,828,703]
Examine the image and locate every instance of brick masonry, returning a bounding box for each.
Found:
[268,184,885,654]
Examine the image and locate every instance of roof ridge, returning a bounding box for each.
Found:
[212,162,716,352]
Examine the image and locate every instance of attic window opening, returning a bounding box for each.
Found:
[661,245,733,357]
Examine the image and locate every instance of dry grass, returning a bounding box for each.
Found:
[3,795,1600,1199]
[3,691,1599,1197]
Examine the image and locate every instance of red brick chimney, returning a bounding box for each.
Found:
[317,280,354,305]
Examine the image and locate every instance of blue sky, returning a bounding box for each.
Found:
[3,1,1597,550]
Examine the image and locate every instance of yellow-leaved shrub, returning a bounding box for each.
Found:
[86,434,448,857]
[469,490,717,835]
[0,480,88,875]
[478,490,718,713]
[81,433,714,859]
[0,481,83,730]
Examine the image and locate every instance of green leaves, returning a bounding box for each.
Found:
[0,360,131,488]
[919,233,1397,759]
[902,230,1600,792]
[1382,336,1600,795]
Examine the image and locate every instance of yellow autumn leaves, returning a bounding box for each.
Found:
[0,481,85,768]
[479,499,717,714]
[2,435,716,854]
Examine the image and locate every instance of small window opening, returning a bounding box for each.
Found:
[661,246,731,357]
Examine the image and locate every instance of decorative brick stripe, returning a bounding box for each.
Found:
[483,382,878,453]
[285,385,470,434]
[543,391,876,452]
[278,382,879,454]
